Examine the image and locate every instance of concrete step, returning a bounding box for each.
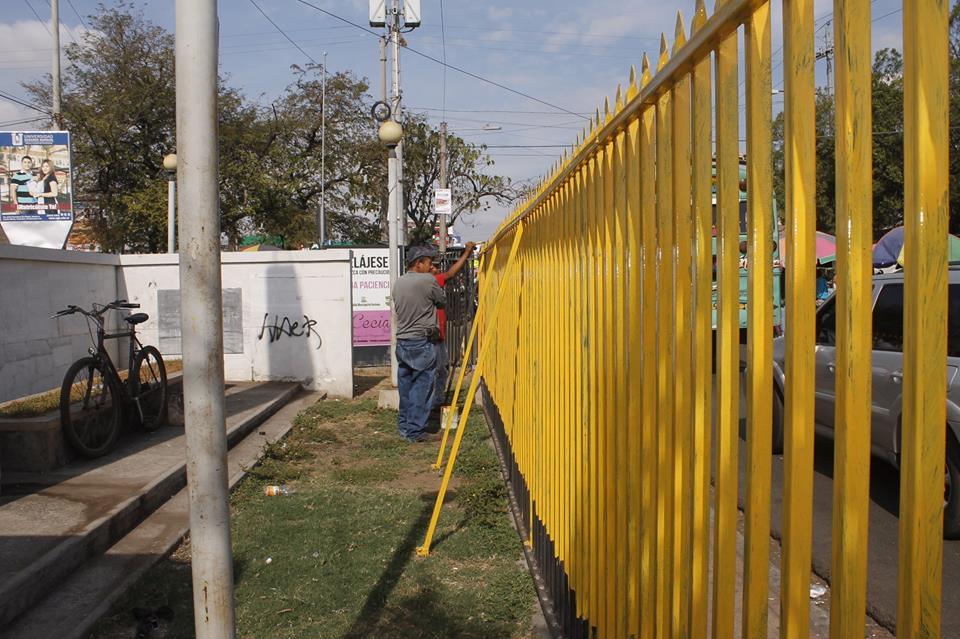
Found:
[0,381,299,630]
[0,391,321,639]
[0,374,184,474]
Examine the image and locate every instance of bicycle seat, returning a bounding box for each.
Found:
[123,312,149,325]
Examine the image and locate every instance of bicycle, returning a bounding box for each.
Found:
[53,299,168,457]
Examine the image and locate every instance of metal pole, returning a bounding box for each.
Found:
[391,0,405,248]
[387,147,399,386]
[51,0,62,129]
[379,36,387,104]
[319,51,327,247]
[175,1,236,637]
[438,121,448,252]
[167,177,176,253]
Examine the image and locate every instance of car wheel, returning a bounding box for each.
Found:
[945,433,960,539]
[771,387,785,455]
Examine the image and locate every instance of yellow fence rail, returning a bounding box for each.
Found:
[444,0,951,637]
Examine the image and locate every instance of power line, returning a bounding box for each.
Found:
[292,0,588,120]
[410,106,592,115]
[0,115,49,127]
[0,89,52,115]
[250,0,317,64]
[65,0,87,29]
[23,0,51,35]
[481,144,570,148]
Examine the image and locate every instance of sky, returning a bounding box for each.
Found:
[0,0,906,242]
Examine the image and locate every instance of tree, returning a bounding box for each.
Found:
[23,3,175,251]
[771,49,906,238]
[23,3,268,251]
[247,64,385,248]
[950,1,960,234]
[399,115,519,243]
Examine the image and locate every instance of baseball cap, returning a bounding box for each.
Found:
[406,244,439,266]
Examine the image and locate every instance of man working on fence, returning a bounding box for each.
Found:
[392,244,446,443]
[429,241,476,413]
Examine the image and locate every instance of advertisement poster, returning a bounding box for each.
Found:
[0,131,74,248]
[434,188,451,218]
[351,248,391,346]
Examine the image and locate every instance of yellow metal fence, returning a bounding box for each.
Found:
[470,0,949,637]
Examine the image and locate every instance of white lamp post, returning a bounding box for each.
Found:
[163,153,177,253]
[378,119,403,386]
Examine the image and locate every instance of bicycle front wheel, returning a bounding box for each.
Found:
[60,357,121,457]
[132,345,167,432]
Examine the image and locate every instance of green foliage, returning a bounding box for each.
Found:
[772,49,913,238]
[20,4,518,252]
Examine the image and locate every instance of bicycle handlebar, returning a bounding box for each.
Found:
[51,300,140,321]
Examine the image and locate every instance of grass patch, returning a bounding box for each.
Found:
[88,374,536,638]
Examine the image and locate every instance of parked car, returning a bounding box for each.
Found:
[772,265,960,537]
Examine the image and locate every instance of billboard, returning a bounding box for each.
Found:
[351,248,391,346]
[0,131,74,248]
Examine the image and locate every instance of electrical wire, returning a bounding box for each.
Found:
[410,106,592,115]
[250,0,318,64]
[292,0,587,120]
[23,0,51,35]
[0,89,53,115]
[0,116,49,127]
[65,0,88,30]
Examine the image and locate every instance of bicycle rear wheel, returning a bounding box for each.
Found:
[60,357,121,457]
[132,345,167,432]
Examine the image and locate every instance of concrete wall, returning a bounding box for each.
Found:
[0,245,120,403]
[0,247,355,402]
[119,251,354,398]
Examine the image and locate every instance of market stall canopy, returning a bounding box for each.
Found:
[239,243,282,252]
[895,234,960,267]
[777,230,836,265]
[872,226,906,268]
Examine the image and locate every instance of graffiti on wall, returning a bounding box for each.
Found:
[257,313,323,350]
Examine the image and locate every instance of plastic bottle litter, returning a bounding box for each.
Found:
[264,484,293,496]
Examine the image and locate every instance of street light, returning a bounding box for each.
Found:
[379,118,403,386]
[163,153,177,253]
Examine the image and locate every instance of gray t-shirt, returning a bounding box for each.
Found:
[392,272,446,340]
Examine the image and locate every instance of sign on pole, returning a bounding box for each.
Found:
[0,131,74,248]
[434,188,452,219]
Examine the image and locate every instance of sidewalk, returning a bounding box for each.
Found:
[0,380,300,638]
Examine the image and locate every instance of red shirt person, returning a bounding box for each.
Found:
[429,241,475,409]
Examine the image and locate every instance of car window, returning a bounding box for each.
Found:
[872,283,904,352]
[950,284,959,358]
[816,297,836,346]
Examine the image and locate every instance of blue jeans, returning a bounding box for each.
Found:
[432,341,448,409]
[396,338,437,440]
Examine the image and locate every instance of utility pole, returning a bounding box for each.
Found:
[438,121,447,252]
[319,50,327,247]
[391,0,405,249]
[379,36,387,104]
[51,0,63,129]
[175,0,236,636]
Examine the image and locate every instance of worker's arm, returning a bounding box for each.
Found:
[441,242,476,279]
